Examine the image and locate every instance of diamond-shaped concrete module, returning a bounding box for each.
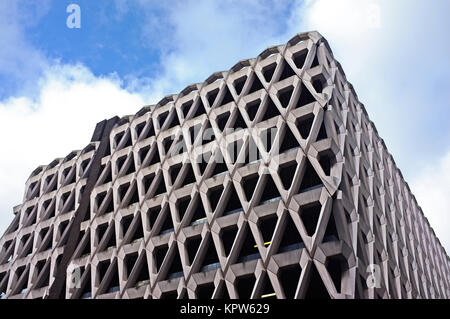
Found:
[0,31,449,299]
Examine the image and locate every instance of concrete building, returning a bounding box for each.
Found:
[0,31,448,299]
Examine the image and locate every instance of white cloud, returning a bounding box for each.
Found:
[410,151,450,253]
[0,63,146,232]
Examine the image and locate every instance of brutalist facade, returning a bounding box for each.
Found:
[0,31,449,299]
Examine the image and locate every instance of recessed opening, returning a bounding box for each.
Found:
[279,61,296,81]
[300,202,322,236]
[278,86,294,108]
[158,111,169,128]
[298,160,323,193]
[186,235,202,265]
[296,83,316,108]
[277,213,304,253]
[207,88,219,107]
[154,245,168,272]
[258,175,281,205]
[233,76,247,95]
[248,75,264,94]
[279,161,297,190]
[181,100,193,118]
[220,225,238,257]
[326,255,347,293]
[166,248,183,280]
[279,264,302,298]
[217,112,230,131]
[197,282,215,299]
[304,264,330,299]
[236,274,256,298]
[296,114,314,138]
[169,163,182,185]
[222,186,243,216]
[261,97,281,121]
[200,238,220,271]
[208,185,224,212]
[293,50,308,69]
[147,205,161,230]
[258,214,278,244]
[237,227,260,263]
[227,140,244,164]
[242,174,259,201]
[246,99,260,121]
[176,196,191,222]
[262,63,276,82]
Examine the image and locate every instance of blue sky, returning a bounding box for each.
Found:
[0,0,449,251]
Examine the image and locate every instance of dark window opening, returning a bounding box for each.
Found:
[243,174,259,201]
[247,100,260,121]
[170,163,182,185]
[138,145,150,164]
[125,253,138,277]
[248,75,264,94]
[181,100,193,118]
[318,153,332,176]
[277,213,304,253]
[130,218,144,242]
[186,235,202,265]
[326,255,346,293]
[149,149,160,166]
[176,196,191,222]
[143,173,155,195]
[201,123,216,145]
[237,227,260,263]
[233,76,247,95]
[158,211,174,235]
[260,127,276,153]
[279,161,297,190]
[244,139,262,164]
[217,112,230,132]
[207,88,219,107]
[259,214,278,244]
[147,206,161,230]
[80,232,90,256]
[221,225,238,256]
[304,265,330,299]
[279,264,302,298]
[158,111,169,128]
[323,212,339,242]
[153,176,167,196]
[118,183,130,203]
[189,201,207,225]
[233,110,247,130]
[278,86,294,108]
[197,283,215,299]
[222,186,243,216]
[189,124,201,145]
[135,256,150,284]
[261,98,281,121]
[135,122,146,139]
[105,264,120,294]
[198,152,210,176]
[293,50,308,69]
[279,61,296,81]
[200,238,220,271]
[296,83,316,108]
[116,156,126,174]
[298,160,323,193]
[296,115,314,138]
[167,112,180,129]
[193,99,206,118]
[163,136,174,154]
[154,245,168,272]
[236,275,256,298]
[279,127,300,154]
[208,185,224,212]
[300,202,322,236]
[227,140,244,164]
[97,260,110,284]
[312,77,324,94]
[114,132,124,148]
[258,176,281,205]
[259,274,276,299]
[179,165,196,187]
[166,248,184,280]
[262,63,276,83]
[219,86,234,106]
[311,51,320,68]
[317,122,328,140]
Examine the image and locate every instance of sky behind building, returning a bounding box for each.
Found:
[0,0,449,251]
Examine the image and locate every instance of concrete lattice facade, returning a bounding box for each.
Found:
[0,31,449,299]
